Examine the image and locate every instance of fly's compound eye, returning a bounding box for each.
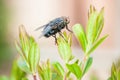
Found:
[65,17,70,24]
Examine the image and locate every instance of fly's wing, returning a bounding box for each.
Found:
[35,24,51,38]
[39,25,53,38]
[35,24,46,31]
[36,18,62,38]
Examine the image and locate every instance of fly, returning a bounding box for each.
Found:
[36,16,72,43]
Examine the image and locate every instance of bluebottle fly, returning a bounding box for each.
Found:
[36,16,72,43]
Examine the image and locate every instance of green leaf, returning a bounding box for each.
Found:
[94,8,104,41]
[19,25,30,59]
[22,77,28,80]
[38,60,52,80]
[72,24,87,52]
[88,5,96,18]
[16,25,40,74]
[86,11,98,44]
[66,63,82,79]
[28,39,40,74]
[107,77,112,80]
[62,31,68,40]
[57,36,73,63]
[111,63,116,75]
[107,62,120,80]
[66,71,71,78]
[87,35,108,55]
[117,69,120,80]
[111,63,117,80]
[52,73,62,80]
[52,62,64,77]
[38,66,45,80]
[68,33,72,46]
[17,58,31,74]
[10,60,26,80]
[15,41,27,62]
[82,57,93,76]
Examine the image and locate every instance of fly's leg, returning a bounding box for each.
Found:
[52,35,57,44]
[66,24,73,33]
[58,32,67,42]
[59,32,64,39]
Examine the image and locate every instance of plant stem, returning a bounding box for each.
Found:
[82,56,87,69]
[64,73,67,80]
[33,74,37,80]
[64,76,66,80]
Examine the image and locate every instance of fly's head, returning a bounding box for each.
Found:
[62,16,70,24]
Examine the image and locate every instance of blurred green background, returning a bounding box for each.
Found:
[0,0,13,75]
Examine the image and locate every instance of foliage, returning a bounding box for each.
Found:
[0,5,108,80]
[0,60,27,80]
[108,58,120,80]
[57,32,73,63]
[38,60,52,80]
[73,5,107,56]
[0,0,12,67]
[15,25,40,75]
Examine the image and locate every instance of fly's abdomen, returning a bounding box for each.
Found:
[44,29,57,37]
[44,33,51,37]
